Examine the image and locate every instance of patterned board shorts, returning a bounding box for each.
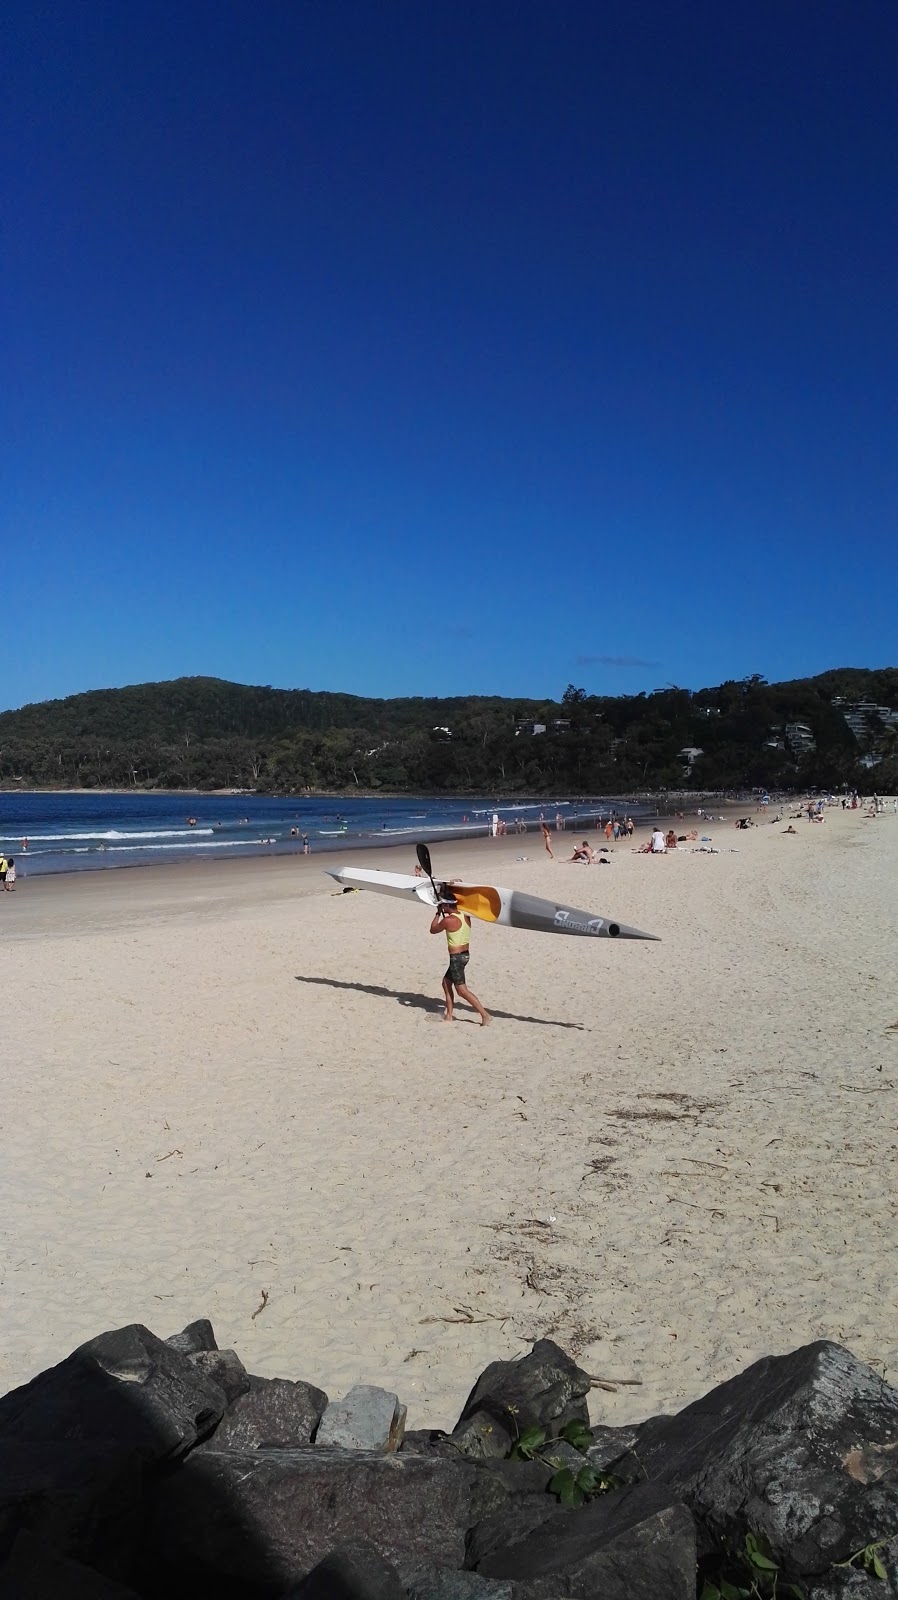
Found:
[445,951,470,987]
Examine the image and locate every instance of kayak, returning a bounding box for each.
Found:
[324,867,659,941]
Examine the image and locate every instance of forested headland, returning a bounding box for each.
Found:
[1,668,896,794]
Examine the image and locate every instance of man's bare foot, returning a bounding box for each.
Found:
[480,1012,492,1026]
[442,1011,453,1022]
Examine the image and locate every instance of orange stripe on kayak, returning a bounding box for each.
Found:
[454,886,502,922]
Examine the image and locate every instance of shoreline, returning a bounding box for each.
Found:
[1,822,664,937]
[4,797,768,884]
[4,799,750,909]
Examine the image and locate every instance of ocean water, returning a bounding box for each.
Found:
[0,793,630,876]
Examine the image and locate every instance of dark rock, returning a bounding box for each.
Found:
[625,1340,898,1581]
[189,1348,251,1404]
[0,1439,142,1578]
[281,1539,406,1599]
[148,1446,483,1593]
[400,1431,459,1459]
[404,1573,516,1599]
[201,1376,328,1451]
[165,1318,219,1355]
[585,1423,639,1472]
[806,1560,898,1600]
[0,1324,227,1463]
[465,1498,570,1570]
[471,1460,555,1498]
[452,1342,591,1460]
[474,1482,696,1599]
[0,1531,140,1597]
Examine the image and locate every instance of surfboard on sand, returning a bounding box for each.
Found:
[325,866,659,941]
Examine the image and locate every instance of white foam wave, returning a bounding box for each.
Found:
[0,828,215,842]
[376,823,480,835]
[97,840,251,853]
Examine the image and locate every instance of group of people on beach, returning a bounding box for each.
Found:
[0,853,17,891]
[537,812,635,859]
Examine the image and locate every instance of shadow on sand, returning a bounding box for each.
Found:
[294,974,588,1029]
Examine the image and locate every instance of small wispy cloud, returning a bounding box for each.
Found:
[576,653,661,669]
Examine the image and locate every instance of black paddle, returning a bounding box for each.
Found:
[416,842,442,905]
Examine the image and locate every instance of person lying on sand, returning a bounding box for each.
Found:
[783,825,797,834]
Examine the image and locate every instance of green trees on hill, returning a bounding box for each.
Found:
[0,668,895,793]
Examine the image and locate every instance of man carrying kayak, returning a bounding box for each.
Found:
[429,888,491,1026]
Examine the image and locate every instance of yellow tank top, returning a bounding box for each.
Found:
[445,909,471,950]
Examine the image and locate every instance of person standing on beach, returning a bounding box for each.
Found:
[0,854,7,890]
[4,858,16,890]
[541,821,554,858]
[430,891,491,1025]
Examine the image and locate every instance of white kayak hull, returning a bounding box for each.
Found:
[325,867,659,941]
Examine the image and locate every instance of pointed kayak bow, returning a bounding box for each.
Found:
[325,867,659,941]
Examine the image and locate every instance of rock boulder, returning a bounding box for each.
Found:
[0,1324,227,1464]
[0,1440,142,1577]
[452,1342,591,1461]
[189,1347,251,1404]
[627,1340,898,1583]
[148,1446,483,1594]
[318,1386,407,1453]
[165,1319,218,1356]
[281,1538,406,1599]
[0,1530,140,1597]
[473,1482,696,1600]
[202,1375,328,1451]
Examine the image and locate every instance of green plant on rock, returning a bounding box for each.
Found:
[505,1413,623,1507]
[702,1526,897,1597]
[546,1461,623,1509]
[835,1535,893,1581]
[699,1532,805,1600]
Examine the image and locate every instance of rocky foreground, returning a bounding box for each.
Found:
[0,1324,896,1598]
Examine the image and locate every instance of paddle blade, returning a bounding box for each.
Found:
[416,843,433,878]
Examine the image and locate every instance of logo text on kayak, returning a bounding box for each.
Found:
[553,910,605,935]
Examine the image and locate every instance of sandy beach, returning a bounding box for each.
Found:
[2,805,896,1427]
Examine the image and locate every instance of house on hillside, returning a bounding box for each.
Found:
[785,722,816,754]
[834,700,898,743]
[678,746,704,768]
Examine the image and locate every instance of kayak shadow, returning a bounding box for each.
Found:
[294,975,588,1029]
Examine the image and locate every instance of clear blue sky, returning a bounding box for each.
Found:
[3,1,895,710]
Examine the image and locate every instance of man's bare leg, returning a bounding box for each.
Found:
[441,975,455,1020]
[455,981,491,1025]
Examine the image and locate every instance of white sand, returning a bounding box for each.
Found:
[2,807,897,1426]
